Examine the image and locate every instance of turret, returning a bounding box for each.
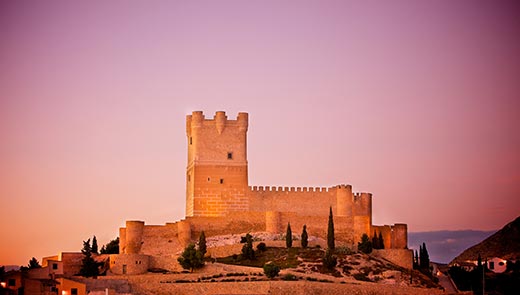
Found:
[335,184,353,216]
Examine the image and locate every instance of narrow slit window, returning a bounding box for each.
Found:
[190,137,192,145]
[220,178,224,184]
[207,177,210,182]
[227,152,233,159]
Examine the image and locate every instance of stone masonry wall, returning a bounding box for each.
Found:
[248,186,337,216]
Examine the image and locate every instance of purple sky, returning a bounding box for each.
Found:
[1,0,519,265]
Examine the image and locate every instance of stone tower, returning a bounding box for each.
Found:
[185,111,249,216]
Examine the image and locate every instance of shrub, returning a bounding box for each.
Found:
[322,249,337,270]
[257,242,267,252]
[353,273,371,281]
[263,263,280,279]
[282,273,298,281]
[335,246,353,255]
[358,234,372,254]
[177,244,204,272]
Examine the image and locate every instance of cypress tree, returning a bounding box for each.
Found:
[301,225,308,248]
[327,206,335,250]
[372,231,379,249]
[420,242,430,270]
[378,232,384,249]
[198,231,207,257]
[92,236,99,254]
[286,223,293,248]
[413,249,417,268]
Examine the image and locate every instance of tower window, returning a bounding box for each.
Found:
[190,137,192,145]
[207,177,210,182]
[227,152,233,159]
[220,178,224,184]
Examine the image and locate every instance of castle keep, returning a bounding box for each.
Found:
[111,111,410,274]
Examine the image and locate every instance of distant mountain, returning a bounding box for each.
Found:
[450,216,520,264]
[1,265,20,272]
[409,230,496,264]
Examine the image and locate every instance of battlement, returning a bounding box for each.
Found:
[186,111,248,135]
[249,186,330,193]
[353,192,372,199]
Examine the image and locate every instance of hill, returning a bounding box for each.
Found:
[450,216,520,264]
[409,230,496,263]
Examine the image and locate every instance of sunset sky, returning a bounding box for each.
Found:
[1,1,519,266]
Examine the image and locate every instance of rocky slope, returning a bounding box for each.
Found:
[450,216,520,264]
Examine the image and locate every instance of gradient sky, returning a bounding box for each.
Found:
[1,0,519,266]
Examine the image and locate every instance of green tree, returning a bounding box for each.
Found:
[322,249,337,270]
[414,249,419,269]
[419,242,430,270]
[80,238,100,277]
[263,263,280,279]
[92,236,99,254]
[28,257,42,269]
[177,244,204,272]
[100,237,119,254]
[358,233,372,254]
[327,207,335,250]
[286,222,292,248]
[301,225,308,248]
[198,231,207,257]
[241,233,255,260]
[372,231,379,249]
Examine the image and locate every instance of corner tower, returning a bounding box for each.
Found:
[185,111,249,216]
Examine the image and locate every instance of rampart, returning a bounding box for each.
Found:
[112,111,410,274]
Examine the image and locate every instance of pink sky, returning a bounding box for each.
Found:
[1,0,519,265]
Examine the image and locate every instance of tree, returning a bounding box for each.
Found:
[378,232,384,249]
[241,233,255,260]
[177,244,204,272]
[419,242,430,270]
[327,206,335,250]
[322,249,337,270]
[80,238,100,277]
[286,222,292,248]
[263,263,280,279]
[414,250,419,269]
[372,231,379,249]
[92,236,99,254]
[28,257,41,269]
[100,237,119,254]
[198,231,207,257]
[358,233,372,254]
[301,225,308,248]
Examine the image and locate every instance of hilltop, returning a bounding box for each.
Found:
[451,216,520,264]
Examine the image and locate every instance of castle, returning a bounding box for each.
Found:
[110,111,411,275]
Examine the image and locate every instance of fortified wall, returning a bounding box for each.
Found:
[112,111,411,275]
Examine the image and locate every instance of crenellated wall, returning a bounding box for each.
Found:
[113,111,410,274]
